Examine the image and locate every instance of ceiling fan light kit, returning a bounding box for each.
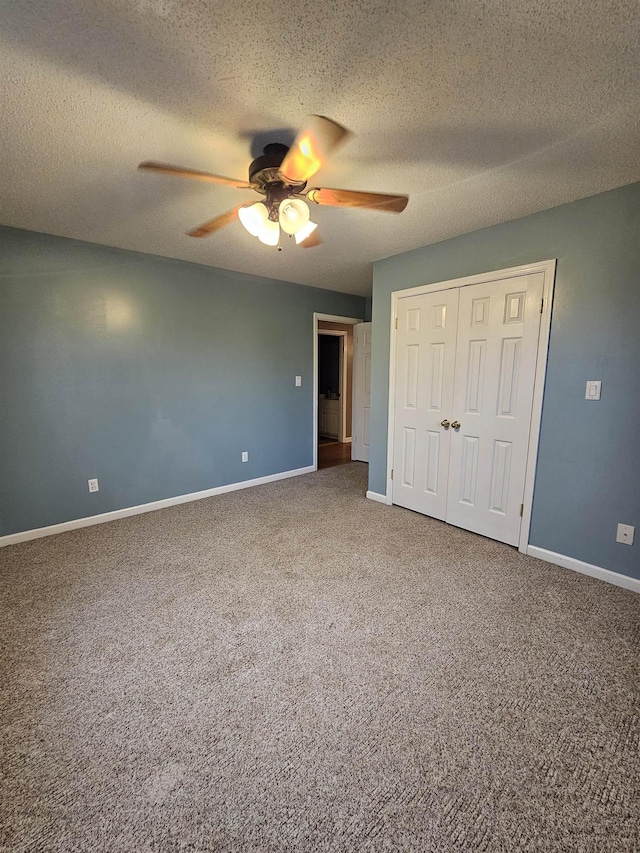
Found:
[138,115,409,249]
[278,198,310,235]
[237,198,312,247]
[257,218,280,247]
[238,202,268,237]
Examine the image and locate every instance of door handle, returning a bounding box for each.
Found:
[440,419,450,428]
[451,420,461,430]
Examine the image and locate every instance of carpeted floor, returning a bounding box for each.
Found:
[1,463,639,852]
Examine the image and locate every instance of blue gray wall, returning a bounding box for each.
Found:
[0,227,364,536]
[370,181,640,580]
[364,296,372,322]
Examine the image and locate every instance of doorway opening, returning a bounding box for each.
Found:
[313,314,362,471]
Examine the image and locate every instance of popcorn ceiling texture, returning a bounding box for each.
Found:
[1,464,639,851]
[1,0,639,294]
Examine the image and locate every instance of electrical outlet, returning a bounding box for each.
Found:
[241,451,249,463]
[88,478,99,493]
[295,375,302,387]
[616,523,635,545]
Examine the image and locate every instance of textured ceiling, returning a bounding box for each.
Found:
[1,0,639,296]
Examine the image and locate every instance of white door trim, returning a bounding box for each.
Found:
[313,314,362,470]
[385,259,557,552]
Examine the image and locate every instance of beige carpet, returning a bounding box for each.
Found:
[1,463,639,852]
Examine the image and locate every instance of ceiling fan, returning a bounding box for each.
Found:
[138,116,409,250]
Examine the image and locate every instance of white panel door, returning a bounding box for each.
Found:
[352,323,372,462]
[446,273,544,545]
[392,290,459,519]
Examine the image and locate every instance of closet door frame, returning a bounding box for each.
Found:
[385,259,556,554]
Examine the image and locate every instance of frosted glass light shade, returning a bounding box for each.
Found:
[279,198,310,235]
[238,202,268,237]
[294,220,318,244]
[257,218,280,246]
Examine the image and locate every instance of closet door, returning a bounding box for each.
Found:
[446,273,544,545]
[392,289,459,520]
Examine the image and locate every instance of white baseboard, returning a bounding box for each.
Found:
[0,465,315,548]
[527,546,640,594]
[366,490,391,505]
[343,437,352,444]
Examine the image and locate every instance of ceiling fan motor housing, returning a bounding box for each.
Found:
[249,143,307,221]
[248,143,288,182]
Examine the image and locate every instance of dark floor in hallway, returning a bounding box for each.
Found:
[317,441,353,469]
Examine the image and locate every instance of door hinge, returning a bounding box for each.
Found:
[540,298,544,314]
[391,468,394,480]
[395,317,398,329]
[519,503,524,517]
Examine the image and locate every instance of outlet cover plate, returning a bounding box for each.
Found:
[616,523,635,545]
[88,478,99,493]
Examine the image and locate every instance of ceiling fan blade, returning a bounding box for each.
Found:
[279,116,350,184]
[298,230,323,248]
[138,161,253,188]
[187,205,245,238]
[307,187,409,213]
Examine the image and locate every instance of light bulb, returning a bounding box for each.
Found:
[257,218,280,246]
[238,202,268,237]
[279,198,310,235]
[294,220,318,244]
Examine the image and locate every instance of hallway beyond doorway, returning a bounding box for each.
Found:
[317,441,353,470]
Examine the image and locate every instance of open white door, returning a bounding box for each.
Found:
[352,322,372,462]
